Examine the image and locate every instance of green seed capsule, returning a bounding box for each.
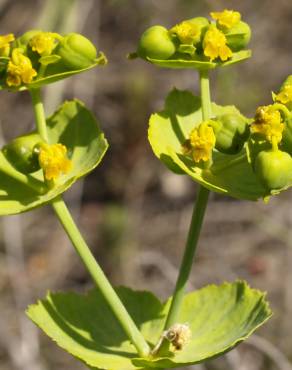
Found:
[137,25,176,60]
[225,21,251,51]
[212,113,250,154]
[56,33,97,70]
[254,149,292,191]
[3,133,42,174]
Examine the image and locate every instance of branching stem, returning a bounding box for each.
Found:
[30,90,150,358]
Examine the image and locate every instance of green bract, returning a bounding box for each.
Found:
[0,100,108,215]
[27,281,271,370]
[137,26,177,60]
[149,88,274,200]
[254,149,292,191]
[212,113,250,154]
[0,30,107,91]
[2,132,42,174]
[142,50,251,71]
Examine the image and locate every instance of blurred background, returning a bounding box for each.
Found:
[0,0,292,369]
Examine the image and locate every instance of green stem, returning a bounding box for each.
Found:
[30,88,49,142]
[30,89,150,358]
[162,70,211,332]
[200,69,212,120]
[52,197,150,357]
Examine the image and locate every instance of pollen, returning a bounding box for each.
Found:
[170,21,200,45]
[6,48,37,86]
[38,143,72,181]
[274,85,292,105]
[210,9,241,29]
[251,105,284,144]
[30,32,59,55]
[0,33,15,55]
[188,121,216,163]
[203,26,232,62]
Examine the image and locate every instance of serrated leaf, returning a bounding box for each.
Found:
[149,88,267,200]
[146,50,251,70]
[27,281,271,370]
[0,100,108,215]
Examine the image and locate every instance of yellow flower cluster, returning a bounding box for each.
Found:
[38,143,72,181]
[203,26,232,62]
[188,122,216,163]
[30,32,59,56]
[210,9,241,29]
[6,49,37,86]
[0,33,15,56]
[274,84,292,105]
[170,21,200,45]
[251,105,284,145]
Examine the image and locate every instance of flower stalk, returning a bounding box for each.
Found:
[152,71,211,357]
[30,89,150,358]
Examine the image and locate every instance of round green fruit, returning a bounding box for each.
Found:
[213,113,250,154]
[56,33,97,70]
[3,133,42,174]
[254,150,292,191]
[137,25,176,60]
[225,21,251,51]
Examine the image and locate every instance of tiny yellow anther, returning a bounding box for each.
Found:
[6,48,37,86]
[188,121,216,163]
[0,33,15,56]
[170,21,200,45]
[203,25,232,62]
[38,143,72,181]
[210,9,241,29]
[251,105,284,145]
[30,32,59,56]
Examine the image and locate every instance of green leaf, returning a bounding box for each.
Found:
[146,50,251,70]
[0,100,108,215]
[27,281,271,370]
[149,88,267,200]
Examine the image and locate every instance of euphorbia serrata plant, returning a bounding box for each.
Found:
[0,9,282,370]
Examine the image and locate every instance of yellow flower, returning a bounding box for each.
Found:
[38,143,72,181]
[0,33,15,56]
[203,26,232,61]
[30,32,59,55]
[274,85,292,105]
[210,9,241,29]
[189,122,216,163]
[251,105,284,144]
[170,21,200,44]
[6,48,37,86]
